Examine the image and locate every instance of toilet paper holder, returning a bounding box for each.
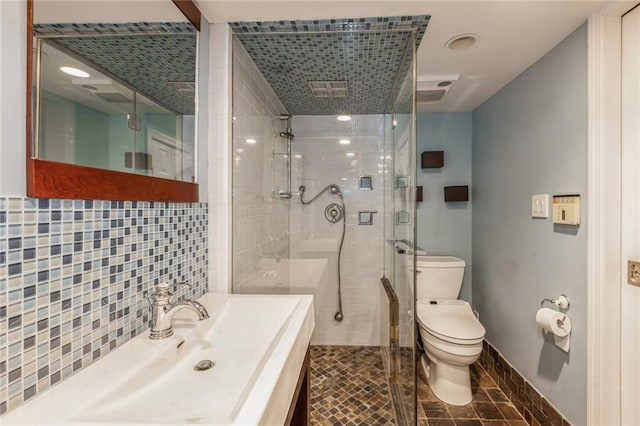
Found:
[540,294,570,310]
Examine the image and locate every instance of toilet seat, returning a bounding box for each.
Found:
[416,256,465,268]
[417,300,485,345]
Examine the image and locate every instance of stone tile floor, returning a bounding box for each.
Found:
[417,357,528,426]
[310,346,527,426]
[310,345,396,425]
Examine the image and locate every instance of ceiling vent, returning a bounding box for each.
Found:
[309,81,348,98]
[417,90,447,103]
[166,81,196,94]
[94,91,132,103]
[416,75,459,108]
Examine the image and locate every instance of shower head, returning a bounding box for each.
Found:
[279,131,294,140]
[279,114,291,120]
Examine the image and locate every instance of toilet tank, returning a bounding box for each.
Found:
[415,255,465,300]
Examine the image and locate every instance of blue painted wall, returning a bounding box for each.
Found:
[472,24,587,424]
[417,113,472,302]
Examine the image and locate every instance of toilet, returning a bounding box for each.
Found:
[416,255,485,406]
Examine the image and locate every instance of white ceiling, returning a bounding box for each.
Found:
[34,1,186,24]
[195,0,616,112]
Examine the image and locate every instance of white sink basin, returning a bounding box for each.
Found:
[2,294,314,425]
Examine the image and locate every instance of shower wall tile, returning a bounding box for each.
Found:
[290,115,387,346]
[0,198,208,416]
[232,39,290,293]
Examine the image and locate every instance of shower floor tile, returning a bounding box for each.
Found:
[310,345,396,425]
[417,360,527,426]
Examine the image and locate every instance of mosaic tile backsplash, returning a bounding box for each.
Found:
[0,198,208,415]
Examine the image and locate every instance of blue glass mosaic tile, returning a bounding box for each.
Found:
[230,16,429,40]
[34,22,196,115]
[33,22,195,36]
[0,197,208,415]
[231,16,429,115]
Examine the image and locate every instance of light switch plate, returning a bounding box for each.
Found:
[531,194,549,218]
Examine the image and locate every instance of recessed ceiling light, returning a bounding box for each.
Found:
[445,34,479,51]
[339,139,351,145]
[294,154,302,159]
[346,152,355,157]
[437,81,452,87]
[60,66,90,78]
[337,115,352,122]
[246,138,257,144]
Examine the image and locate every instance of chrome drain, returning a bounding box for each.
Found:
[194,360,215,371]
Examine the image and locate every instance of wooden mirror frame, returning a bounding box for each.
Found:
[26,0,201,202]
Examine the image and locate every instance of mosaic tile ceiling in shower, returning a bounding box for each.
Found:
[34,23,196,115]
[231,16,429,115]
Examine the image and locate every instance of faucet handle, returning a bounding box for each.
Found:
[148,282,192,306]
[148,282,173,304]
[154,282,172,294]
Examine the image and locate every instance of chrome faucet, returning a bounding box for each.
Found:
[148,282,209,339]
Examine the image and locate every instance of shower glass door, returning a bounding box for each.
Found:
[383,32,417,425]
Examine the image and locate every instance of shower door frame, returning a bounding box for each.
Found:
[382,30,419,426]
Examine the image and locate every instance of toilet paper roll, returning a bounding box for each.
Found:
[536,307,572,337]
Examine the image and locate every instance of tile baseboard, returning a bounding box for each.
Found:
[479,340,572,426]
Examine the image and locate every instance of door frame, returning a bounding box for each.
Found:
[587,2,638,423]
[147,127,182,179]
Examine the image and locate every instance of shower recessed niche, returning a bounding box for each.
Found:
[359,176,373,190]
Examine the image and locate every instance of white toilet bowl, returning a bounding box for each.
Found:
[417,299,485,406]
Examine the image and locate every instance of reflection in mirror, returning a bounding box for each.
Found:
[33,15,197,183]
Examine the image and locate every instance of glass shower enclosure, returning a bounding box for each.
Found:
[230,24,418,425]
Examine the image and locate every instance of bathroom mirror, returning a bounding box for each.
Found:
[26,0,201,202]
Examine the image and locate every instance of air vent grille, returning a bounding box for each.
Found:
[166,81,196,94]
[416,89,446,103]
[94,91,132,103]
[309,80,348,98]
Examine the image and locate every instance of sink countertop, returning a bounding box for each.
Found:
[1,293,315,426]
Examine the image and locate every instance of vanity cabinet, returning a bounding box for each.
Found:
[286,347,311,426]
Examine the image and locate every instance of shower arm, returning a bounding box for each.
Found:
[299,184,343,205]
